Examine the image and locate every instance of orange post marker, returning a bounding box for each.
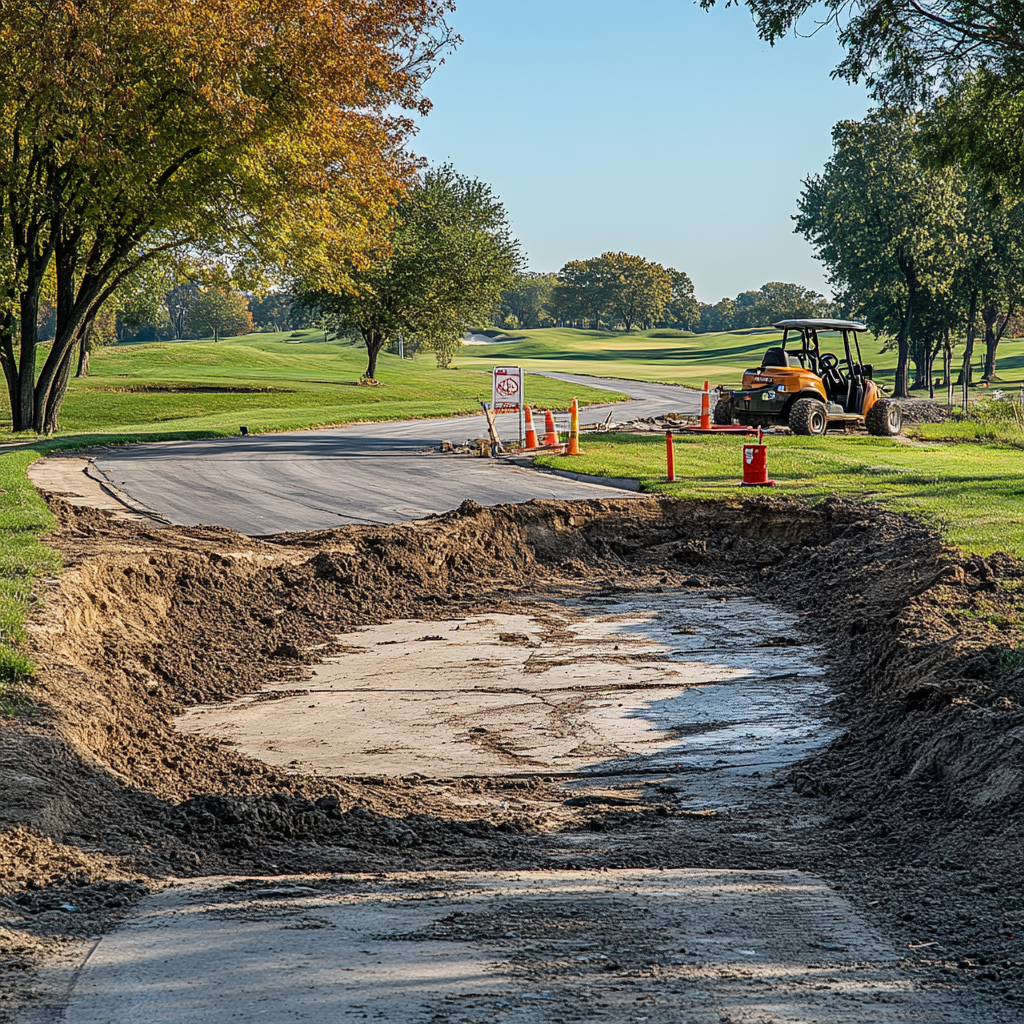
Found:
[700,380,711,430]
[523,405,539,448]
[666,431,676,482]
[568,398,581,455]
[543,409,559,445]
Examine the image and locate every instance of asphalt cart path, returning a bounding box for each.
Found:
[49,374,697,535]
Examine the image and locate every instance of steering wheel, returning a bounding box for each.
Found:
[819,353,839,371]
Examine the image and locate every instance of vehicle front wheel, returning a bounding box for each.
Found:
[865,398,903,436]
[713,399,732,425]
[788,398,828,436]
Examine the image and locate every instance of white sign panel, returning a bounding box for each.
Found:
[492,365,523,413]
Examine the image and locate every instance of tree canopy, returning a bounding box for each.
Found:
[184,290,254,340]
[694,283,832,334]
[298,165,521,376]
[548,253,675,331]
[0,0,453,431]
[796,109,1024,394]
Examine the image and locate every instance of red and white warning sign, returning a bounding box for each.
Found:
[491,365,523,413]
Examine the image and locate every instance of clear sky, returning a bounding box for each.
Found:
[411,0,871,303]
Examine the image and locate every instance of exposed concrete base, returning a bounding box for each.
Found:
[175,593,828,796]
[60,869,968,1023]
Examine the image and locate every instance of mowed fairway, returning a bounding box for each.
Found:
[454,326,900,389]
[456,325,1024,391]
[538,433,1024,556]
[7,330,624,441]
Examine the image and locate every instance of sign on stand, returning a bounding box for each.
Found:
[492,365,525,445]
[491,366,523,412]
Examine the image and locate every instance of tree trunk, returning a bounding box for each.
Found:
[362,329,386,379]
[943,330,953,409]
[960,288,978,386]
[42,335,78,433]
[75,321,94,378]
[894,289,914,399]
[982,300,1000,381]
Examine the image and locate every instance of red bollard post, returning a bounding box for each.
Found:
[666,431,676,482]
[700,380,711,430]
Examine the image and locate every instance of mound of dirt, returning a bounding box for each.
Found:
[1,493,1022,1005]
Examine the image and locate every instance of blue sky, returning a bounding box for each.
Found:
[411,0,870,303]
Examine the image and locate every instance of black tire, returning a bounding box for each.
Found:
[788,397,828,436]
[865,398,903,436]
[713,399,732,425]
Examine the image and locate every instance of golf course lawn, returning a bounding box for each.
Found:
[455,326,1024,393]
[24,330,624,441]
[537,431,1024,557]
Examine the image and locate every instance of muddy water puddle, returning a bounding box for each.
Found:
[177,591,828,800]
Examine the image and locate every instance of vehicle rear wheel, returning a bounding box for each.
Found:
[713,399,732,425]
[865,398,903,436]
[788,398,828,436]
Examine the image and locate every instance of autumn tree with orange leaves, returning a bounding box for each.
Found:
[0,0,454,432]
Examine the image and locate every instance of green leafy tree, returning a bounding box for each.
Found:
[299,165,522,378]
[0,0,452,433]
[549,259,609,329]
[499,272,556,329]
[660,269,700,329]
[597,252,672,331]
[184,290,254,339]
[795,111,964,396]
[695,299,738,333]
[731,282,834,329]
[250,293,296,333]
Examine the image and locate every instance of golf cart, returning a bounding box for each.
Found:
[714,318,902,436]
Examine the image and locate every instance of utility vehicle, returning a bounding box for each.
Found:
[714,318,902,436]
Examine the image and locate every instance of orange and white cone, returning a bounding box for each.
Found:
[568,398,581,455]
[700,380,711,430]
[543,409,558,445]
[524,405,539,448]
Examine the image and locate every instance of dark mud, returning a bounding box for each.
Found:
[1,494,1021,1015]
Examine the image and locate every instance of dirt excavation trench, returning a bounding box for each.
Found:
[1,495,1022,1021]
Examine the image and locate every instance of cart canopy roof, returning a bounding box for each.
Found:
[773,318,867,332]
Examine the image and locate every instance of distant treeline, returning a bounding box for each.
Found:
[496,257,834,334]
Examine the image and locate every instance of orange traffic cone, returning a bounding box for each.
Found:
[524,405,539,448]
[700,380,711,430]
[543,409,558,445]
[568,397,581,455]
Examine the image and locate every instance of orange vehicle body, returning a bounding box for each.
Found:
[737,365,882,418]
[717,318,902,436]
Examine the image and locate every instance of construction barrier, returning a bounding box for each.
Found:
[543,409,559,445]
[523,405,539,449]
[568,398,581,455]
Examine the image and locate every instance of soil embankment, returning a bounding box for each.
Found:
[1,494,1021,1015]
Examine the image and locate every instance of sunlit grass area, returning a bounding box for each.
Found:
[456,325,1024,393]
[2,330,626,440]
[537,431,1024,556]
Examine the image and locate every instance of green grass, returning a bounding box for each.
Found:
[537,432,1024,557]
[455,326,902,389]
[0,451,60,713]
[22,330,623,440]
[456,325,1024,392]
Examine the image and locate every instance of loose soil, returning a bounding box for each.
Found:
[1,494,1021,1019]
